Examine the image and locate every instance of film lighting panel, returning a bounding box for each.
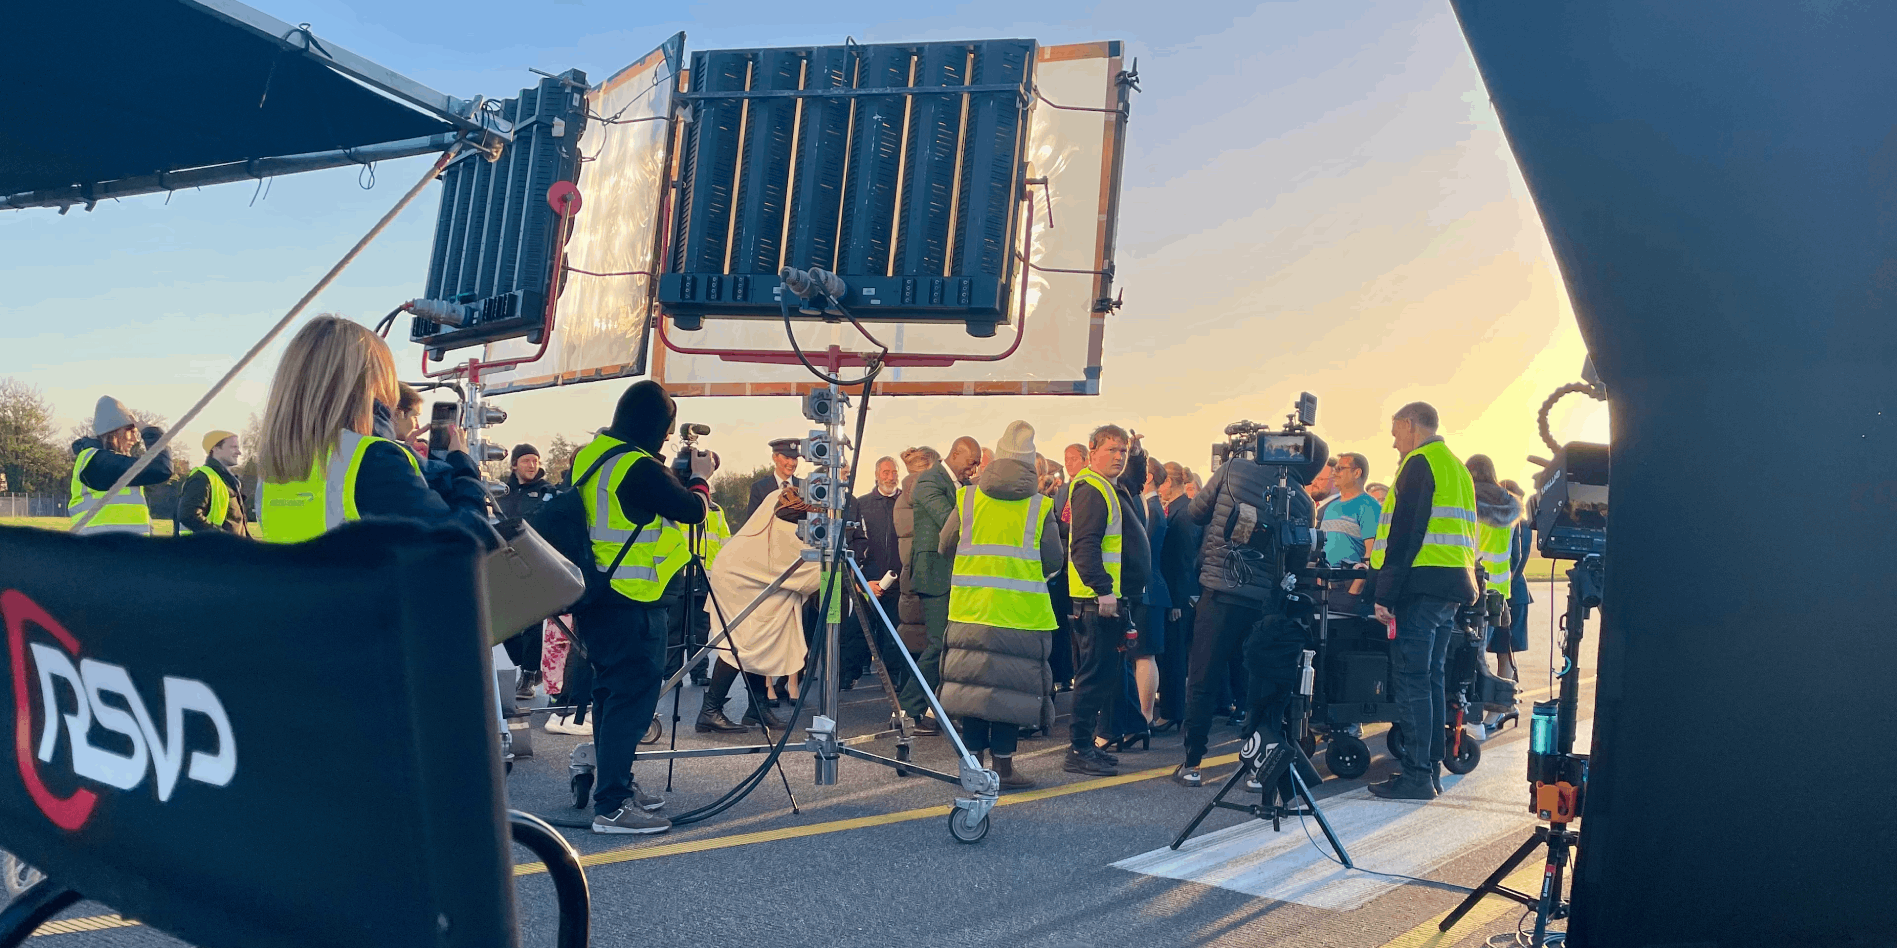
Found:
[411,70,589,355]
[657,40,1038,336]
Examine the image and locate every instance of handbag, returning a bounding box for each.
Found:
[483,518,586,647]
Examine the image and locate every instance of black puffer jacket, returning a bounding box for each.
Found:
[1188,457,1318,606]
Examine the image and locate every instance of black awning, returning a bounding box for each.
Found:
[0,0,457,198]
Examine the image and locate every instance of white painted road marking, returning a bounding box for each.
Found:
[1113,721,1590,911]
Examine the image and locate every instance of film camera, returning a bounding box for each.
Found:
[1533,441,1608,560]
[671,423,712,478]
[1212,392,1319,468]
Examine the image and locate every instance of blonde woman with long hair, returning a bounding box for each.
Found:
[257,315,488,542]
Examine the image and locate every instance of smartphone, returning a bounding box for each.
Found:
[428,402,458,456]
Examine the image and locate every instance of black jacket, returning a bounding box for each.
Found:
[497,472,556,521]
[1372,439,1479,607]
[71,438,174,492]
[177,456,248,536]
[856,487,902,579]
[1187,457,1314,607]
[747,472,802,525]
[1160,493,1202,602]
[1067,447,1149,599]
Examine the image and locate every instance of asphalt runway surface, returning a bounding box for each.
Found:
[16,577,1596,948]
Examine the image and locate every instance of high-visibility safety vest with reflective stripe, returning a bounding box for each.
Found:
[695,506,732,569]
[575,434,687,603]
[188,465,232,530]
[1478,521,1514,595]
[68,448,152,536]
[1064,468,1124,598]
[260,429,420,543]
[949,487,1057,631]
[1368,440,1477,571]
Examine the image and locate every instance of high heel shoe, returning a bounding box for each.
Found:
[1104,731,1150,752]
[1148,717,1181,734]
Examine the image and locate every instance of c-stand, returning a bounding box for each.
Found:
[1438,553,1600,944]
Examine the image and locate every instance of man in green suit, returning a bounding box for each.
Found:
[909,435,983,726]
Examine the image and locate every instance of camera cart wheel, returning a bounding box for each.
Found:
[895,743,912,778]
[570,772,594,810]
[947,807,990,844]
[1326,734,1371,780]
[642,715,662,745]
[1444,733,1481,774]
[1385,723,1407,761]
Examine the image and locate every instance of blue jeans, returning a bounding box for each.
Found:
[1392,595,1458,776]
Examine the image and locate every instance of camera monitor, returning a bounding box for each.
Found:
[1257,433,1312,464]
[1535,441,1608,559]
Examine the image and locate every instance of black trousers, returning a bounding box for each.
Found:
[1183,593,1264,766]
[961,716,1019,757]
[664,581,711,680]
[1069,601,1125,750]
[1157,602,1194,722]
[574,596,667,816]
[501,624,543,681]
[1048,580,1075,684]
[704,659,770,716]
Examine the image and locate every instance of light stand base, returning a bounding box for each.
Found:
[1169,728,1351,868]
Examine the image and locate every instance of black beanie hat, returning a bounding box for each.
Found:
[510,443,540,464]
[610,380,676,453]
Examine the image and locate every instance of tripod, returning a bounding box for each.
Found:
[1438,553,1600,944]
[1169,650,1352,866]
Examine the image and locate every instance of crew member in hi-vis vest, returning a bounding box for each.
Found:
[1369,401,1479,802]
[69,396,171,537]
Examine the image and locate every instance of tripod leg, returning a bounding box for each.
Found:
[1531,828,1572,945]
[850,581,909,736]
[1439,827,1546,931]
[1289,745,1352,869]
[1170,743,1258,850]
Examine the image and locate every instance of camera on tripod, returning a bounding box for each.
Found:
[671,422,711,478]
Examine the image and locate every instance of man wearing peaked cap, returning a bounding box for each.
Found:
[747,437,804,525]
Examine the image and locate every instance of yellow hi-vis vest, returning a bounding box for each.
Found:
[68,448,152,536]
[694,506,732,569]
[1064,468,1123,598]
[1369,440,1477,571]
[1478,520,1514,595]
[260,429,419,543]
[949,487,1057,631]
[186,465,232,531]
[575,434,687,603]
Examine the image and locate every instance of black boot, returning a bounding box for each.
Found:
[1369,772,1436,800]
[743,703,787,730]
[1431,762,1445,796]
[696,709,747,733]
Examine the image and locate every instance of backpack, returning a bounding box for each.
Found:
[528,443,638,612]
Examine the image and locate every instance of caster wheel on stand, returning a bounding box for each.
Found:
[947,808,990,844]
[571,772,594,810]
[3,850,44,900]
[1445,733,1481,774]
[895,743,912,778]
[642,715,662,745]
[1326,734,1371,780]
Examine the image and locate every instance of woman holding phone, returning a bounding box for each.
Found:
[257,314,491,543]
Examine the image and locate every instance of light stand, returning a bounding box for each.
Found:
[563,383,1001,841]
[1437,552,1599,944]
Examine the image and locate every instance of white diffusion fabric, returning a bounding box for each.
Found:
[485,41,678,394]
[652,43,1123,396]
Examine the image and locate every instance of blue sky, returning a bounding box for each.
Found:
[0,0,1606,482]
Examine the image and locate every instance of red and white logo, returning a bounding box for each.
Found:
[5,589,237,831]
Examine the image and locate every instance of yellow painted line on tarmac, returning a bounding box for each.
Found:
[30,914,141,937]
[515,751,1244,877]
[1375,864,1544,948]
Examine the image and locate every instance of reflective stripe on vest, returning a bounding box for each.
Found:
[259,429,419,543]
[1367,440,1477,571]
[575,434,688,602]
[188,465,231,530]
[68,448,152,537]
[1478,521,1513,594]
[950,487,1057,631]
[1064,468,1124,598]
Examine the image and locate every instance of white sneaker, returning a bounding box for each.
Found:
[545,712,593,736]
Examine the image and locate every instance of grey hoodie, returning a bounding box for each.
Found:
[1475,482,1523,529]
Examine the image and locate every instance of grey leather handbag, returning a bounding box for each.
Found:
[484,518,585,646]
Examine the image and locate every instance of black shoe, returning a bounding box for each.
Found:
[913,713,941,736]
[1431,762,1445,796]
[1065,748,1118,776]
[696,709,747,733]
[839,677,856,691]
[1017,725,1041,740]
[1086,746,1120,766]
[1369,773,1437,800]
[742,705,787,730]
[514,672,539,702]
